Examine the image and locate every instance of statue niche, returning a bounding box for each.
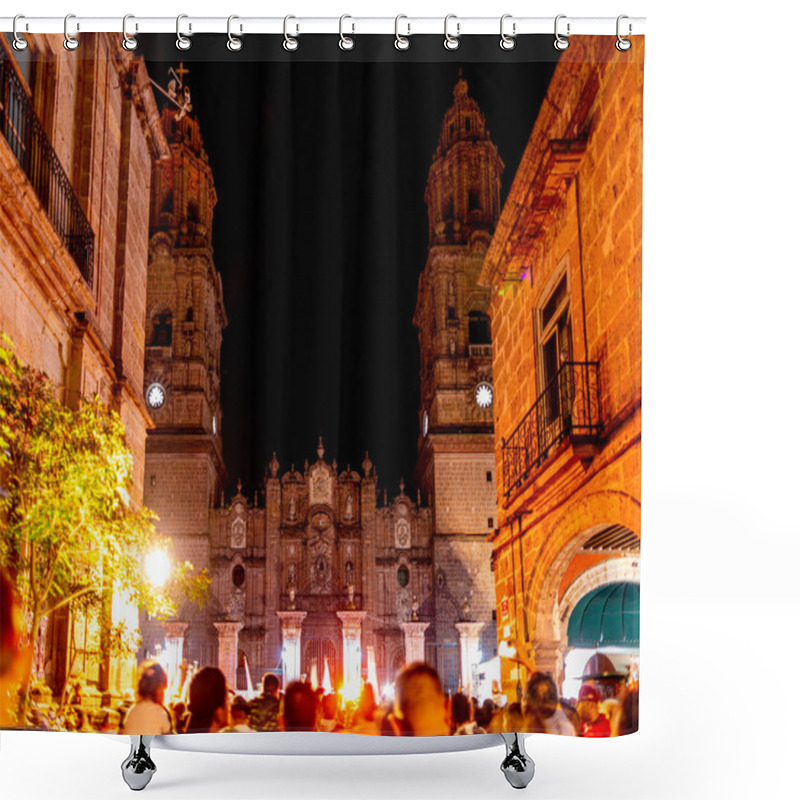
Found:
[305,512,334,595]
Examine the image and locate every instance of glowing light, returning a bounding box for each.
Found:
[144,550,171,588]
[244,655,254,694]
[322,658,333,693]
[367,646,378,692]
[146,383,166,409]
[309,662,319,690]
[498,640,517,659]
[475,382,493,408]
[340,678,360,704]
[382,683,395,702]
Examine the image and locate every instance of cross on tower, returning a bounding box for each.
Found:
[175,62,190,84]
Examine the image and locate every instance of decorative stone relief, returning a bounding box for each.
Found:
[395,518,411,549]
[309,465,332,506]
[231,517,246,549]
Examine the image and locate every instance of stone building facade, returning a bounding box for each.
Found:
[140,85,229,673]
[413,75,501,690]
[0,35,168,698]
[141,76,502,697]
[479,37,643,696]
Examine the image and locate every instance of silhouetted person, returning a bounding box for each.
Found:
[523,672,576,736]
[319,692,342,732]
[249,672,281,731]
[452,691,485,735]
[223,694,255,732]
[123,661,172,735]
[184,666,230,733]
[281,681,318,731]
[387,662,450,736]
[351,682,380,735]
[576,684,611,737]
[1,569,32,728]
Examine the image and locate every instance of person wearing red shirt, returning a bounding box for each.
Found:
[577,684,611,737]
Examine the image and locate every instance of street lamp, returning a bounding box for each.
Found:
[144,550,171,588]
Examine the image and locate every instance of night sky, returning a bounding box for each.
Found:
[141,35,557,497]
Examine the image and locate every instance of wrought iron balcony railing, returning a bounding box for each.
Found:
[502,361,601,500]
[0,52,95,288]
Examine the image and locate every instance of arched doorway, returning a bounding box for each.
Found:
[561,581,640,701]
[530,514,640,683]
[303,637,337,691]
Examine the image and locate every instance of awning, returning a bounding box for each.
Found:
[567,581,640,648]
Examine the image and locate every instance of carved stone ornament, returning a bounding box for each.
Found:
[395,518,411,549]
[231,518,246,549]
[310,465,332,506]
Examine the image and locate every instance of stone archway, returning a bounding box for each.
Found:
[521,490,640,678]
[557,557,641,644]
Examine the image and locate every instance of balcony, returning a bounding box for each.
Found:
[468,343,492,359]
[0,52,95,288]
[502,361,601,501]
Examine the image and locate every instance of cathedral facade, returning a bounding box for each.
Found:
[141,75,501,697]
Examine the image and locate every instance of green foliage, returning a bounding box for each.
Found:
[0,335,209,641]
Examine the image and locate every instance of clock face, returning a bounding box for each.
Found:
[475,382,493,409]
[422,411,429,437]
[146,383,166,409]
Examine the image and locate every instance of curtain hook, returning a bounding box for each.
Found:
[500,14,516,51]
[12,15,28,51]
[394,15,411,51]
[616,15,632,51]
[283,15,299,51]
[227,15,242,51]
[64,14,79,51]
[122,15,138,51]
[339,15,355,51]
[444,14,460,51]
[554,14,570,51]
[176,14,192,51]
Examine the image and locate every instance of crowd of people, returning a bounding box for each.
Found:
[3,570,637,738]
[17,659,637,739]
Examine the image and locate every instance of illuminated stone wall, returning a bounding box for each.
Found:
[480,36,643,694]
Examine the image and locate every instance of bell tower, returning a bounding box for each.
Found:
[413,74,501,676]
[143,67,227,578]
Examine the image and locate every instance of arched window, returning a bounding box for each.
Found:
[151,311,172,347]
[468,311,491,345]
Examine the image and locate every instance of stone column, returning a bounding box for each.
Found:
[400,621,429,665]
[455,621,485,696]
[337,611,366,699]
[533,639,562,681]
[276,611,307,689]
[164,621,189,693]
[213,621,243,690]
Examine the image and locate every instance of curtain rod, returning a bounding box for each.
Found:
[0,16,646,37]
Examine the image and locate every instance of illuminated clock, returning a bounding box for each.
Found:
[422,410,429,437]
[146,383,166,409]
[475,382,493,409]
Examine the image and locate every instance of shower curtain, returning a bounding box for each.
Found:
[0,28,643,739]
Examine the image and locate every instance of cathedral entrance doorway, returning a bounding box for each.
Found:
[303,637,338,691]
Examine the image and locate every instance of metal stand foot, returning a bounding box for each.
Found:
[500,733,535,789]
[121,735,157,791]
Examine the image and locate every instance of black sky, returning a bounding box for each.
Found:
[141,35,556,497]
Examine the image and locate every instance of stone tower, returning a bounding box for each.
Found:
[413,74,502,689]
[143,83,228,625]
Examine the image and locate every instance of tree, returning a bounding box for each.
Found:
[0,336,209,723]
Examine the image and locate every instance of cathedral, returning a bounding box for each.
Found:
[141,75,502,697]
